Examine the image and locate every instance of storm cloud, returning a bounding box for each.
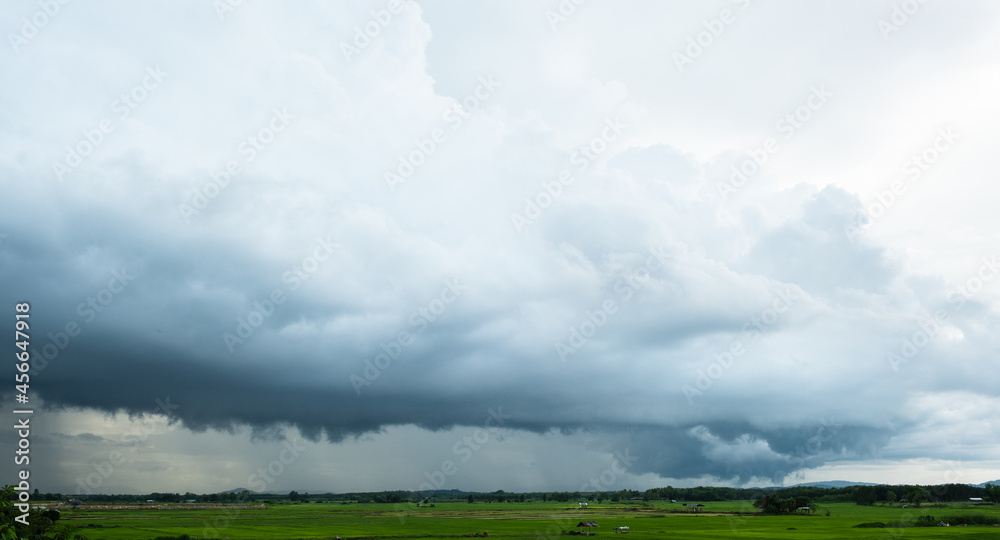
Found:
[1,0,999,493]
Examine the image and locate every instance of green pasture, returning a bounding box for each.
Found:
[50,500,1000,540]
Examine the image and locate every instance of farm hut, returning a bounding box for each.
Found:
[969,498,983,502]
[796,506,812,514]
[579,502,588,508]
[613,526,630,533]
[689,504,705,512]
[68,499,82,507]
[577,521,599,535]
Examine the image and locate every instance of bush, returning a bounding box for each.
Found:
[949,514,1000,526]
[857,514,999,529]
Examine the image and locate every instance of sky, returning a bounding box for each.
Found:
[1,0,999,496]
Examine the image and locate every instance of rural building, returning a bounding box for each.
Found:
[577,521,599,535]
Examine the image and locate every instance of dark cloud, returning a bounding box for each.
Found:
[2,1,998,492]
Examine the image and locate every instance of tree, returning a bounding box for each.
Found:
[854,486,876,506]
[1,484,84,539]
[289,490,300,502]
[983,484,1000,503]
[886,490,897,505]
[468,495,474,504]
[753,495,797,514]
[905,486,929,507]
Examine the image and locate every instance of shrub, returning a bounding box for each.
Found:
[949,514,1000,526]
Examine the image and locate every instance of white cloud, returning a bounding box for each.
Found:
[1,0,998,493]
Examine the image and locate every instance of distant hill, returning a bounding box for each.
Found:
[789,481,881,489]
[973,479,1000,487]
[789,479,1000,489]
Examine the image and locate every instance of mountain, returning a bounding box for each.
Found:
[789,481,881,489]
[972,479,1000,487]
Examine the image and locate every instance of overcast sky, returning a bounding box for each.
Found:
[2,0,999,496]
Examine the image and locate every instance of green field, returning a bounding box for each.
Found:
[49,500,1000,540]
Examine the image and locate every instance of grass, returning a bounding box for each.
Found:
[47,500,1000,540]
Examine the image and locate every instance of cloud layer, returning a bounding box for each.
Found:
[1,0,999,493]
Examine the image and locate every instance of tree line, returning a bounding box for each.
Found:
[16,483,1000,506]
